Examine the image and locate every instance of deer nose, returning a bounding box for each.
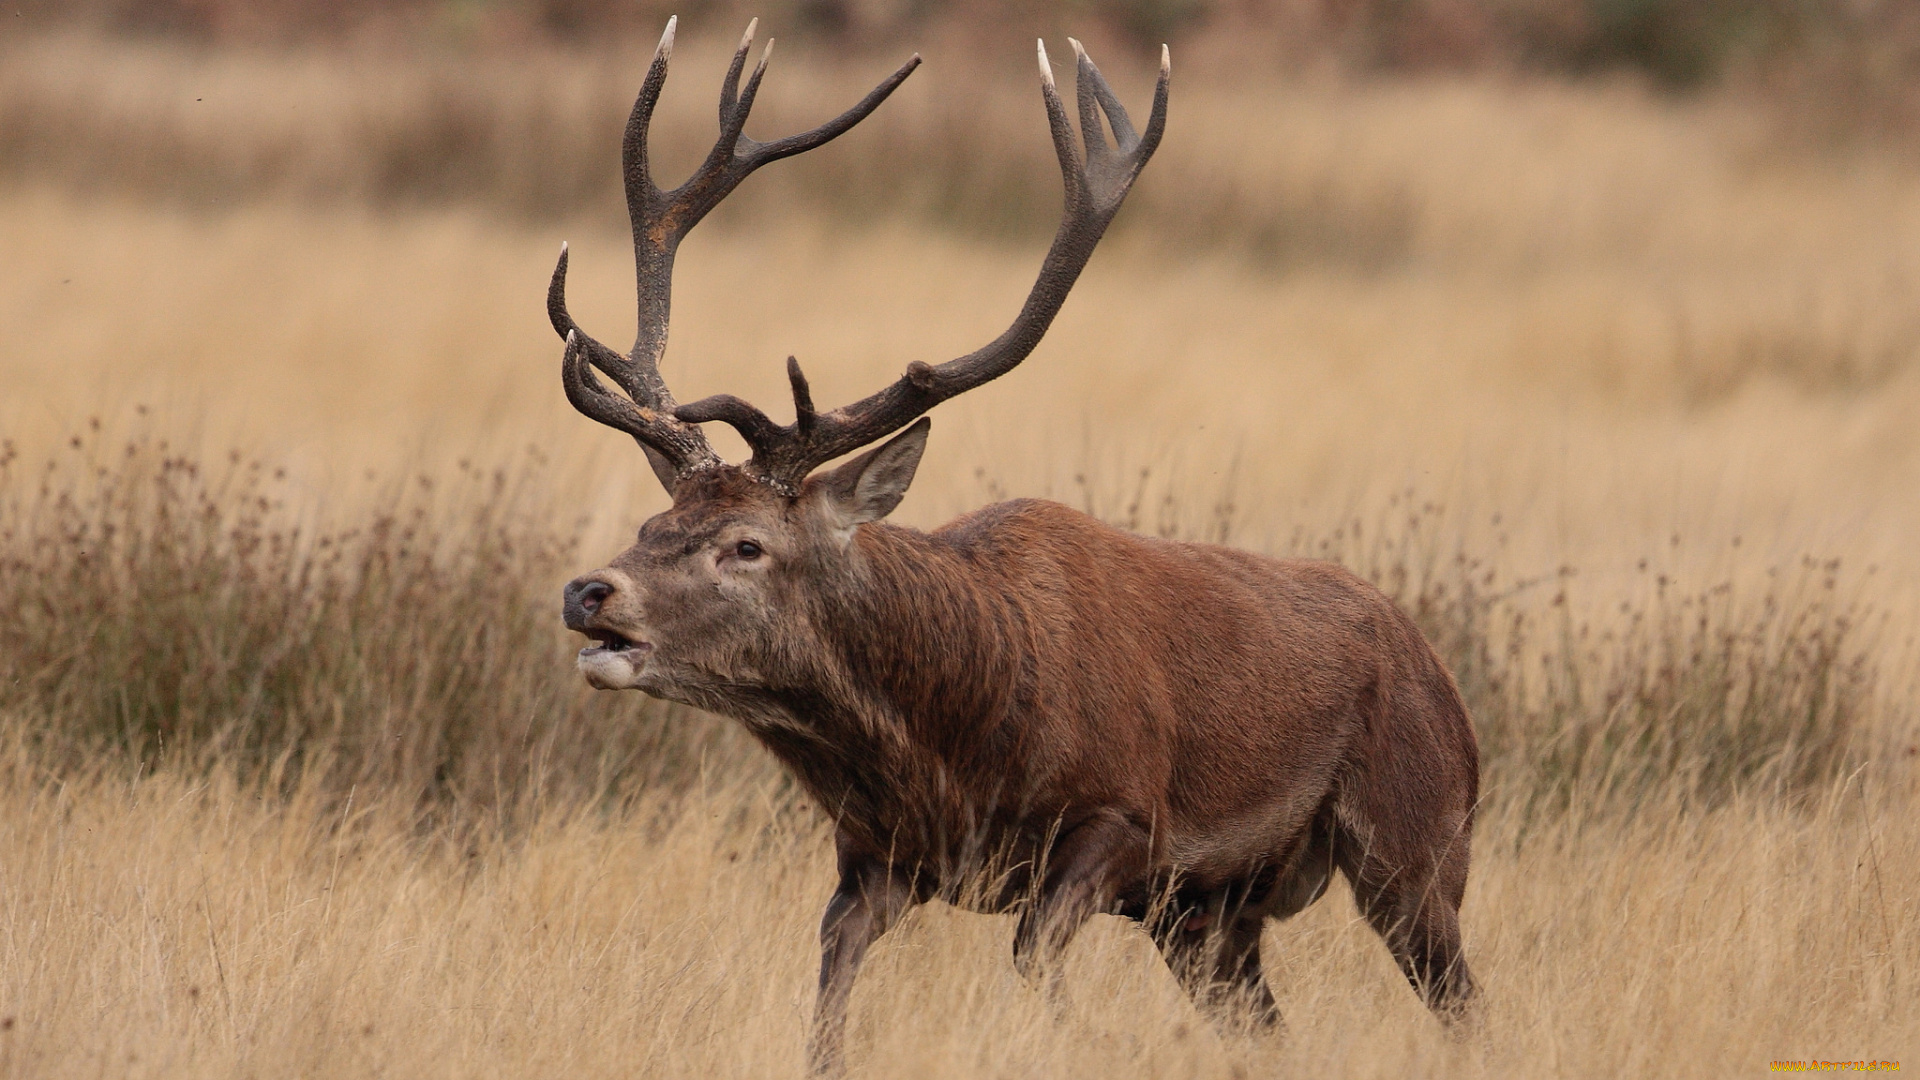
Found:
[563,578,615,629]
[577,580,613,613]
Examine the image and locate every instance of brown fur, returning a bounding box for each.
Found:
[564,451,1479,1071]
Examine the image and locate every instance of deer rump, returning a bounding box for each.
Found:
[545,17,1478,1072]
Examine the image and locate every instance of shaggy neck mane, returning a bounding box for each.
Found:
[752,515,1046,863]
[854,524,1031,717]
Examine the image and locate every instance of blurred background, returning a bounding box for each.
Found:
[9,0,1920,224]
[5,0,1920,789]
[7,0,1920,486]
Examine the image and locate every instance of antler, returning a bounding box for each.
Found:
[552,17,922,485]
[678,38,1170,492]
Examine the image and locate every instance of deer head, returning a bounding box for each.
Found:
[556,18,1167,709]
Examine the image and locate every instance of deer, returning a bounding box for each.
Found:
[552,17,1479,1072]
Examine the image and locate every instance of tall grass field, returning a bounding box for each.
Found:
[1,26,1917,1078]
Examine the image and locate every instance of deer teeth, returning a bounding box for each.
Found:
[583,629,635,653]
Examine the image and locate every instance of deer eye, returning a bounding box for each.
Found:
[734,540,763,560]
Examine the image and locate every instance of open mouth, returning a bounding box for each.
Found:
[580,629,648,656]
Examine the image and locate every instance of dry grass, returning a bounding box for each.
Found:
[0,746,1911,1078]
[3,30,1919,1077]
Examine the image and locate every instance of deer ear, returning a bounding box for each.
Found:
[812,417,931,526]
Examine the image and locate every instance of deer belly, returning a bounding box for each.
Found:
[1164,786,1327,885]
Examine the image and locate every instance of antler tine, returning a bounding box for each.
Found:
[549,242,674,409]
[677,40,1169,490]
[1069,38,1140,155]
[748,53,920,165]
[1067,39,1107,163]
[787,356,817,435]
[553,17,919,490]
[561,328,722,481]
[622,16,678,226]
[713,21,776,172]
[718,18,757,122]
[549,242,711,480]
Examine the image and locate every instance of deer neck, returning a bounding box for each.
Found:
[728,520,1039,862]
[824,521,1029,739]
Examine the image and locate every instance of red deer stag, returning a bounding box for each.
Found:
[554,18,1478,1071]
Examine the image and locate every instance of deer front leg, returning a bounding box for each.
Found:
[1012,808,1153,982]
[809,840,917,1076]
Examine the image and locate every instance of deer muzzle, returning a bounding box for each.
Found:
[563,572,655,689]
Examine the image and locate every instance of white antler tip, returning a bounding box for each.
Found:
[1037,40,1054,87]
[559,240,569,254]
[657,15,677,58]
[565,329,578,345]
[1068,37,1088,62]
[739,17,756,50]
[761,37,776,64]
[1161,44,1171,73]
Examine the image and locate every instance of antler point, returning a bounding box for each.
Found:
[787,355,816,428]
[658,15,677,58]
[1068,37,1088,61]
[1037,40,1054,87]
